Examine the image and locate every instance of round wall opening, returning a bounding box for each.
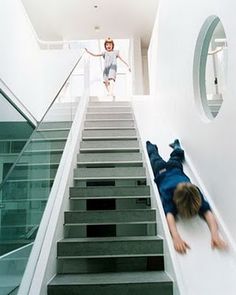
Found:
[193,16,227,120]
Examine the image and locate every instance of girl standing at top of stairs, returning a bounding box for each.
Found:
[85,37,131,97]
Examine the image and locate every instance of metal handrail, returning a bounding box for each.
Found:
[0,51,85,190]
[38,51,85,123]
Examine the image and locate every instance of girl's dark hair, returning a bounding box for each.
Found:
[104,37,114,49]
[173,183,202,218]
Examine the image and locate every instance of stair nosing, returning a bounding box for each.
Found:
[37,128,70,132]
[74,176,146,180]
[70,195,150,199]
[31,137,67,142]
[77,160,143,164]
[57,253,163,259]
[60,236,161,242]
[84,127,135,130]
[85,119,134,122]
[64,221,156,226]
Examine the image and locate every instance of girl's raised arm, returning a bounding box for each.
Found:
[85,48,103,57]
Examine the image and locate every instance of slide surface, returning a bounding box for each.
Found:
[132,96,236,295]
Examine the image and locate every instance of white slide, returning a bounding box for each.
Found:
[132,96,236,295]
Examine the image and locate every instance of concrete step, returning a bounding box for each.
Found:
[5,178,54,185]
[70,198,150,211]
[69,185,150,199]
[0,257,28,275]
[0,224,39,239]
[87,106,132,113]
[15,163,59,169]
[86,113,133,120]
[8,165,58,180]
[1,199,47,210]
[18,151,62,164]
[57,256,164,274]
[82,129,137,140]
[64,223,156,238]
[88,100,131,107]
[26,140,66,151]
[32,129,70,140]
[3,180,53,199]
[64,209,156,224]
[48,271,172,295]
[0,210,43,226]
[77,152,142,167]
[84,119,135,129]
[39,121,72,129]
[73,167,146,181]
[88,101,131,107]
[80,140,139,153]
[57,236,163,258]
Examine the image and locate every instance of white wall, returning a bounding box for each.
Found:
[0,0,81,121]
[148,0,236,246]
[131,36,144,95]
[142,48,150,94]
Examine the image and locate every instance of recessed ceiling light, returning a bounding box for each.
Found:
[94,26,100,31]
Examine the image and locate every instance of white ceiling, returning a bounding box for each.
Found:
[21,0,159,48]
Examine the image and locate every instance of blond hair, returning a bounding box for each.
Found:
[173,183,202,218]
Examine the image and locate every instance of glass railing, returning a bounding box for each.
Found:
[0,91,36,184]
[0,52,85,295]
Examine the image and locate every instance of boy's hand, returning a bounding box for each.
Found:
[211,233,228,250]
[173,236,191,254]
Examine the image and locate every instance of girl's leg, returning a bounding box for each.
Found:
[108,65,116,97]
[146,141,166,177]
[104,80,110,95]
[108,79,115,97]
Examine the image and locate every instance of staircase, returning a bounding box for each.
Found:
[48,99,173,295]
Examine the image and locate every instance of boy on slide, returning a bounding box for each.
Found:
[146,140,227,254]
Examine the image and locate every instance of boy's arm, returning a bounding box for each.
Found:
[85,48,103,57]
[117,54,131,71]
[166,212,190,254]
[204,210,227,249]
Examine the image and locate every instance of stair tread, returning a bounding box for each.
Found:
[78,152,141,160]
[65,221,156,225]
[65,209,154,213]
[49,271,172,285]
[65,209,155,223]
[70,195,150,199]
[37,128,70,132]
[74,167,146,180]
[60,236,161,243]
[24,149,64,154]
[70,185,150,197]
[31,137,67,142]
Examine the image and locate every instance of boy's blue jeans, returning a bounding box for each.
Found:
[146,141,185,177]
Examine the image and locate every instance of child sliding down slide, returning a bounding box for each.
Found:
[146,140,227,254]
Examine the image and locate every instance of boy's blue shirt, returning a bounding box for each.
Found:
[155,168,211,216]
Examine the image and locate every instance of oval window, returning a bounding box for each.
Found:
[193,16,227,120]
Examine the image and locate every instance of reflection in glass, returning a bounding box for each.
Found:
[206,21,227,118]
[193,16,228,120]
